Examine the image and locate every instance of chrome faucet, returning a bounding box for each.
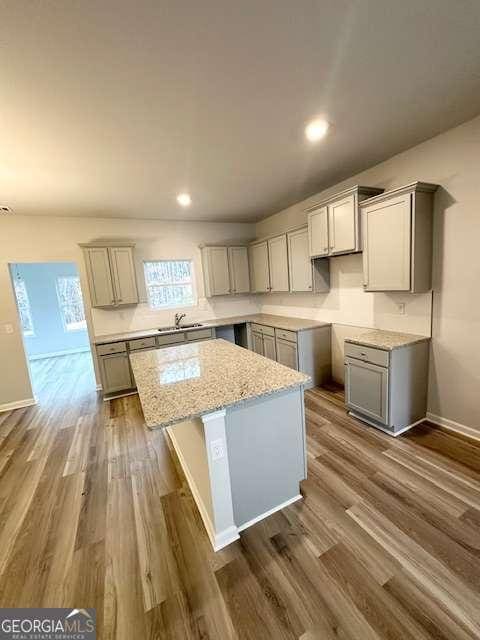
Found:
[174,312,186,329]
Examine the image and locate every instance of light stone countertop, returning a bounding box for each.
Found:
[346,329,430,351]
[129,338,310,429]
[93,313,330,345]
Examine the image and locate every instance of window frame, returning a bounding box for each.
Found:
[55,275,87,333]
[13,277,35,337]
[143,259,197,310]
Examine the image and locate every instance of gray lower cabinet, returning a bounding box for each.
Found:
[252,331,264,355]
[263,334,277,360]
[99,352,133,394]
[249,323,331,387]
[96,327,215,396]
[276,337,298,370]
[345,358,389,424]
[344,339,429,435]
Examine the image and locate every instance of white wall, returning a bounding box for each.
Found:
[256,115,480,431]
[0,215,257,407]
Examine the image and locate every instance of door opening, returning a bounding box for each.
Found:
[9,262,95,400]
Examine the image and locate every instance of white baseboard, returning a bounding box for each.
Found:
[29,346,90,360]
[427,412,480,442]
[166,426,240,551]
[0,397,37,414]
[237,494,303,532]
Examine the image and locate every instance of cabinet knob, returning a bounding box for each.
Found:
[117,298,123,302]
[308,285,312,290]
[111,299,115,304]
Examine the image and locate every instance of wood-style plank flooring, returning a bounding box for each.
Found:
[1,356,480,639]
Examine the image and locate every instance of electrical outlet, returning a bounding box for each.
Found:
[210,438,224,461]
[397,303,406,315]
[4,323,14,334]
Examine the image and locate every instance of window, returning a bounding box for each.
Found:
[144,260,196,309]
[13,278,34,336]
[56,276,87,332]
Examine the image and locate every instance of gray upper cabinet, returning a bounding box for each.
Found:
[228,246,250,294]
[250,241,270,293]
[267,235,289,292]
[360,182,438,293]
[110,247,139,305]
[201,245,250,297]
[83,244,138,308]
[201,246,231,296]
[308,206,329,258]
[307,186,383,258]
[287,227,313,292]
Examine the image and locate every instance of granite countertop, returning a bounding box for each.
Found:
[346,329,430,351]
[93,313,330,345]
[129,338,310,429]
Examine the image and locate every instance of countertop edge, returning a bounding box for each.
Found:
[144,377,311,430]
[345,335,431,351]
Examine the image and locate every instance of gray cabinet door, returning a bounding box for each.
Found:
[345,357,389,425]
[250,242,270,293]
[85,247,115,307]
[276,338,298,370]
[308,206,329,257]
[267,235,289,292]
[100,353,133,393]
[252,331,264,356]
[263,334,277,361]
[207,246,231,296]
[328,194,356,254]
[287,227,313,292]
[109,247,139,305]
[228,246,250,294]
[363,194,411,291]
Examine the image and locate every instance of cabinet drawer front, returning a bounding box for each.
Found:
[128,337,156,351]
[186,328,213,341]
[97,341,127,356]
[345,342,389,367]
[251,323,274,336]
[275,328,297,343]
[157,333,185,346]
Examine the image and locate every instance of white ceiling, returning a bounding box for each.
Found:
[2,0,480,222]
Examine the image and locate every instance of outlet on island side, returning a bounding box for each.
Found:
[210,438,225,461]
[397,303,406,315]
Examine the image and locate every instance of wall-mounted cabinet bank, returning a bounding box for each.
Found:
[360,182,438,293]
[250,229,330,294]
[201,245,250,297]
[81,243,139,308]
[307,185,383,258]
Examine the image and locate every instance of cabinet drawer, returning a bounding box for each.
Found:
[345,342,389,367]
[96,341,127,356]
[251,323,275,337]
[157,333,185,346]
[275,328,297,343]
[128,336,156,351]
[186,328,213,341]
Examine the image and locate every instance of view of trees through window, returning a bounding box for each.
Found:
[144,260,195,309]
[56,276,87,331]
[13,277,34,336]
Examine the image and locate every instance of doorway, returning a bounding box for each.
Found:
[9,262,96,401]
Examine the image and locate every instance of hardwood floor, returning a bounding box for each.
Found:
[1,363,480,639]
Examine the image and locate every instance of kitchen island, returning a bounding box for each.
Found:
[130,339,310,551]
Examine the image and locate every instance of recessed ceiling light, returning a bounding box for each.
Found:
[177,193,192,207]
[305,118,330,142]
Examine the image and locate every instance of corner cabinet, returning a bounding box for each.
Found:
[307,185,383,258]
[360,182,438,293]
[201,245,250,297]
[82,244,139,307]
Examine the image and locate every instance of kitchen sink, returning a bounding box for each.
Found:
[158,323,204,332]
